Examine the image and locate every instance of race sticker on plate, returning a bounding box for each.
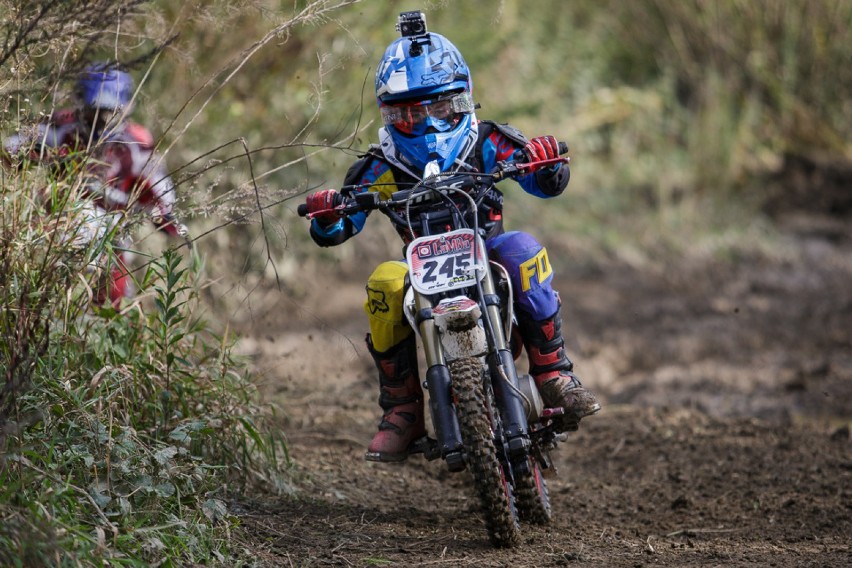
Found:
[406,229,487,294]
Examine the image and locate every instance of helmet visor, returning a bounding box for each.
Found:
[380,91,474,136]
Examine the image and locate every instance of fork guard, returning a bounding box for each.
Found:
[425,363,464,468]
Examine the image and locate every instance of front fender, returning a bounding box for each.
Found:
[433,296,488,361]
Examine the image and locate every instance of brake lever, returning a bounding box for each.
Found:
[304,203,351,221]
[515,156,569,174]
[493,156,569,180]
[303,191,379,220]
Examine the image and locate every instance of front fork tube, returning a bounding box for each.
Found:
[481,275,531,458]
[425,364,464,459]
[488,348,530,452]
[415,292,464,458]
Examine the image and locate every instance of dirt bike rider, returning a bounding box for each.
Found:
[2,63,188,308]
[303,13,601,462]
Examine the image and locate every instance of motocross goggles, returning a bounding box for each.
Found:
[380,91,475,136]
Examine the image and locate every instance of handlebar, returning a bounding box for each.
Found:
[298,141,570,219]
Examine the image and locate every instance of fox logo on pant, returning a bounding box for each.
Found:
[367,287,390,314]
[520,248,552,292]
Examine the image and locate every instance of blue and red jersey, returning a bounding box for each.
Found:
[310,120,570,248]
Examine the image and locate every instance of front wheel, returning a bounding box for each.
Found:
[450,357,521,548]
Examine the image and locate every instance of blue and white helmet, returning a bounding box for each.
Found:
[375,32,477,173]
[76,63,134,112]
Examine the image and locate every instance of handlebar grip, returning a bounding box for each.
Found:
[512,140,570,162]
[297,203,309,217]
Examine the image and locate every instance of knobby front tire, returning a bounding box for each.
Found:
[450,357,521,548]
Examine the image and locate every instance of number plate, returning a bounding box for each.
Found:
[406,229,487,294]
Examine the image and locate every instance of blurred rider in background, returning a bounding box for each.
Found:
[2,63,188,308]
[303,12,601,462]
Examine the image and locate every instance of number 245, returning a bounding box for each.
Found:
[422,253,472,283]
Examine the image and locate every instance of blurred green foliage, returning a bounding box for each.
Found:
[134,0,852,279]
[3,0,851,292]
[1,166,287,564]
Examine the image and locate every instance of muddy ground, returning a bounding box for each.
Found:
[231,203,852,567]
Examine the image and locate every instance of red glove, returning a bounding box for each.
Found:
[305,189,344,224]
[523,135,561,162]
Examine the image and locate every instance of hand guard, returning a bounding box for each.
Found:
[523,135,561,162]
[305,189,345,224]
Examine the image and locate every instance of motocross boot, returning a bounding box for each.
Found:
[365,333,426,462]
[518,307,601,430]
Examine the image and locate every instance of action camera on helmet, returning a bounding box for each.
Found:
[397,11,427,38]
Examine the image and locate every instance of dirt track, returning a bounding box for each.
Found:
[233,210,851,567]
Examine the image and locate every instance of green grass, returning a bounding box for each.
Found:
[1,167,288,565]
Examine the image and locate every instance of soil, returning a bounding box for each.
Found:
[230,203,852,567]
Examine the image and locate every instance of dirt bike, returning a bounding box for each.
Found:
[298,145,572,547]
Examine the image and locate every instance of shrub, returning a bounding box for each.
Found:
[0,169,287,565]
